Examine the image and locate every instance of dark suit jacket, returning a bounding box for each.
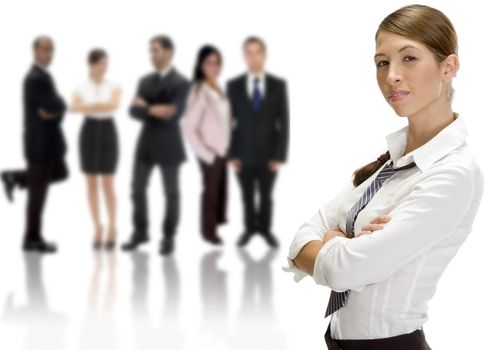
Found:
[23,64,67,163]
[130,68,190,165]
[226,73,289,167]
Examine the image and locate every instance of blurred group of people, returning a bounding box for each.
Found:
[1,34,289,256]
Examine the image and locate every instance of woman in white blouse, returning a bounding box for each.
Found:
[284,4,484,349]
[69,49,122,250]
[180,45,231,245]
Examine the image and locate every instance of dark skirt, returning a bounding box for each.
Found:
[324,321,432,350]
[79,117,118,174]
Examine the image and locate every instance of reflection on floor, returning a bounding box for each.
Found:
[2,254,68,349]
[1,246,288,350]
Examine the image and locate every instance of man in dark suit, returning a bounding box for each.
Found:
[226,36,289,248]
[121,35,190,255]
[1,36,68,253]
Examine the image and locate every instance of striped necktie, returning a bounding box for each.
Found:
[324,159,416,318]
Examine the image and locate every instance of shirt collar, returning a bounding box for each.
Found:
[247,71,265,83]
[33,62,49,73]
[385,112,467,173]
[158,65,173,78]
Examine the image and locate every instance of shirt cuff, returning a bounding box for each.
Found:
[282,231,323,283]
[312,236,350,289]
[282,257,309,282]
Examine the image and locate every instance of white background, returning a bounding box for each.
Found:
[0,0,486,349]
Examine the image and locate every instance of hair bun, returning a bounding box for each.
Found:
[377,152,390,163]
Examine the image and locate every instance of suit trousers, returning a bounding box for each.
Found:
[236,163,277,233]
[131,156,180,239]
[324,321,432,350]
[11,160,68,242]
[198,155,228,240]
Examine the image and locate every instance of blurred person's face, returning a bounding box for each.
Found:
[244,41,266,74]
[150,41,172,70]
[89,57,108,79]
[34,39,54,67]
[202,53,221,82]
[374,30,456,118]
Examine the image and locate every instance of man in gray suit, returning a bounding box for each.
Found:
[121,35,190,255]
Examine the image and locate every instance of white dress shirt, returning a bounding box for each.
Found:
[246,71,266,98]
[74,79,120,119]
[283,112,484,339]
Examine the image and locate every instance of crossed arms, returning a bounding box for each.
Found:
[128,78,188,121]
[69,88,122,115]
[31,75,66,121]
[131,96,176,120]
[286,165,475,292]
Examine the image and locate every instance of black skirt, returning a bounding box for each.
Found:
[324,321,432,350]
[79,117,118,174]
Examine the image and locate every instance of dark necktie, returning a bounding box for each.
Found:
[324,159,417,318]
[252,77,262,114]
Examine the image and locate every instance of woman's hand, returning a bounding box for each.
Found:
[323,214,391,241]
[229,159,241,172]
[357,214,391,236]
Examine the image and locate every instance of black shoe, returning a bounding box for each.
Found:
[217,217,228,226]
[23,240,57,253]
[261,232,279,248]
[1,172,15,202]
[159,237,174,256]
[236,231,254,247]
[121,234,149,251]
[204,235,223,245]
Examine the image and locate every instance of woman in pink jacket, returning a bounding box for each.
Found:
[180,45,231,245]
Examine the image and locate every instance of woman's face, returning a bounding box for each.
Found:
[202,53,221,81]
[89,57,108,79]
[374,30,453,117]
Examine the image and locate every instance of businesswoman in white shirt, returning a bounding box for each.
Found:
[69,49,122,250]
[284,4,484,350]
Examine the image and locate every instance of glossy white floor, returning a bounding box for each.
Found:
[0,167,321,350]
[0,235,291,350]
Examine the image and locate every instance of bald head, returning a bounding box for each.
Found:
[33,35,54,67]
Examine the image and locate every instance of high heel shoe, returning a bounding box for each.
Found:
[104,240,116,251]
[105,228,117,251]
[93,225,103,250]
[93,240,103,250]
